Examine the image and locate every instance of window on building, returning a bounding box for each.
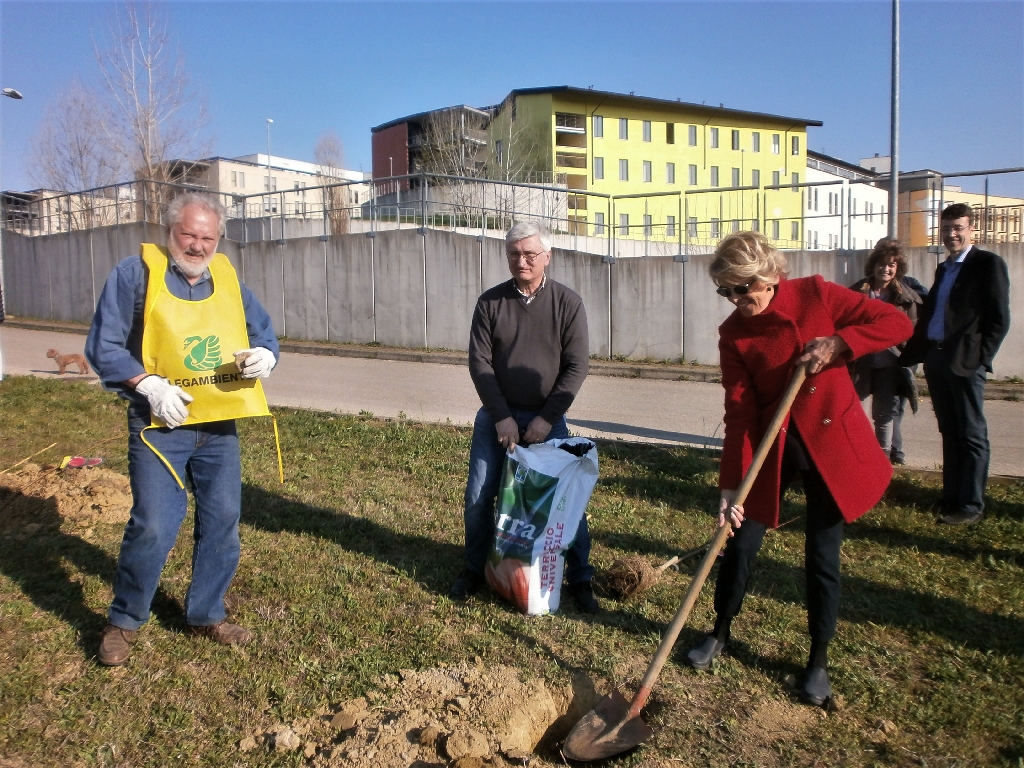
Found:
[238,172,245,188]
[594,211,606,235]
[687,217,698,238]
[814,230,819,249]
[731,130,740,150]
[354,192,359,204]
[791,135,800,155]
[594,157,604,180]
[642,120,652,142]
[792,221,800,241]
[666,215,676,237]
[643,214,653,236]
[711,218,721,238]
[619,118,628,140]
[772,171,780,187]
[814,187,819,211]
[666,123,675,144]
[852,198,857,216]
[731,167,740,188]
[619,213,629,235]
[294,182,300,191]
[791,172,799,191]
[711,166,719,187]
[643,160,652,182]
[688,124,697,146]
[772,134,780,154]
[593,115,604,138]
[689,164,698,185]
[619,159,629,181]
[772,219,780,239]
[828,192,833,215]
[732,219,740,233]
[666,162,675,184]
[752,132,760,152]
[710,127,719,148]
[495,139,503,165]
[751,169,760,187]
[231,171,237,187]
[751,219,760,232]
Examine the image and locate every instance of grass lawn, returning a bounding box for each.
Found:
[1,376,1022,767]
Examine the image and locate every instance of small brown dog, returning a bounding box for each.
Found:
[47,348,91,375]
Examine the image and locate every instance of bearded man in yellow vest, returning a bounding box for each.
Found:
[86,193,279,666]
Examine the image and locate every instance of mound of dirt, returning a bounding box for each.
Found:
[239,662,611,767]
[0,463,132,537]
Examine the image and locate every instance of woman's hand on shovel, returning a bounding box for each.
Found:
[718,490,745,536]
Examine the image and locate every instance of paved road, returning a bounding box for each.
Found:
[3,326,1022,476]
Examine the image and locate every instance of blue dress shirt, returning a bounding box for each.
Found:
[926,245,971,341]
[85,254,279,409]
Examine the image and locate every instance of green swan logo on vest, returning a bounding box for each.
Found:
[183,335,222,372]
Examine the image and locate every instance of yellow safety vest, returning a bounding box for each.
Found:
[139,243,283,486]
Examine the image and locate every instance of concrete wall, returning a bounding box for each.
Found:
[4,225,1023,377]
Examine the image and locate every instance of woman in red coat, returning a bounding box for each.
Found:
[683,231,913,707]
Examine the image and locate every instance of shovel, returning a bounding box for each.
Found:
[562,362,808,762]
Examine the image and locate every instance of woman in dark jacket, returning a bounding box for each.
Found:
[683,231,913,707]
[849,238,926,465]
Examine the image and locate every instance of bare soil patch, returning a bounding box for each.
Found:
[0,463,132,538]
[236,662,615,767]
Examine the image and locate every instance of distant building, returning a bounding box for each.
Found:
[168,154,370,220]
[804,151,888,251]
[372,86,823,249]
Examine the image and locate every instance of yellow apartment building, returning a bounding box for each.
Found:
[484,87,822,249]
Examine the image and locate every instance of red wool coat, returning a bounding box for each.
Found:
[718,275,914,527]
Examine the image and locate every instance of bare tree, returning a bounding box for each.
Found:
[29,79,124,193]
[314,131,349,235]
[417,107,492,223]
[95,1,211,219]
[28,79,126,229]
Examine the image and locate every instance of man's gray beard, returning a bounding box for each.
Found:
[170,250,213,279]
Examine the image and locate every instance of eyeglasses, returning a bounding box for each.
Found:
[506,250,546,263]
[716,282,754,298]
[941,225,971,234]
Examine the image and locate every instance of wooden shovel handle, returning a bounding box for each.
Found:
[654,556,681,573]
[625,362,809,718]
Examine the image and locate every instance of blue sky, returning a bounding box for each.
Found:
[2,1,1022,195]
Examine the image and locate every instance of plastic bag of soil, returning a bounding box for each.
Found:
[485,437,599,615]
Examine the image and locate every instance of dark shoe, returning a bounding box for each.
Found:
[98,624,137,666]
[684,634,726,670]
[939,510,983,526]
[189,621,253,646]
[565,581,600,614]
[448,569,484,600]
[801,666,832,707]
[889,452,905,466]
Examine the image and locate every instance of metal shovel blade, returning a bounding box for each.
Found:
[562,688,653,762]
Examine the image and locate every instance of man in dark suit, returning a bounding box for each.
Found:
[901,203,1010,525]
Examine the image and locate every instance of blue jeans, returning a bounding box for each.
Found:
[109,412,242,630]
[463,407,594,584]
[924,347,990,515]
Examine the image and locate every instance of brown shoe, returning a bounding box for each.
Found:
[98,624,137,666]
[188,621,253,646]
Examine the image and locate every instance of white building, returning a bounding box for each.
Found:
[804,150,889,250]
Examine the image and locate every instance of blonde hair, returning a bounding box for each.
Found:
[709,231,788,286]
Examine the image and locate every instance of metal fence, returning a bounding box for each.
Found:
[3,168,1021,258]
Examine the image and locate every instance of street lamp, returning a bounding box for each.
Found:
[266,118,273,221]
[1,86,24,381]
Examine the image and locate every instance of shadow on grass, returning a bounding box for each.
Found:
[241,483,463,596]
[0,490,185,659]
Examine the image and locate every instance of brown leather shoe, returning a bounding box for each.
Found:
[188,621,253,646]
[98,624,137,666]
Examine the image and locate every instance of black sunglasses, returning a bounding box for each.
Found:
[716,282,754,298]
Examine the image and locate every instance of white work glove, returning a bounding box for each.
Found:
[136,375,193,428]
[233,347,276,379]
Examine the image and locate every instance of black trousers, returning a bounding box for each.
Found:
[713,429,845,643]
[923,346,990,515]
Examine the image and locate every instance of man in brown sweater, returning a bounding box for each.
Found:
[449,221,597,612]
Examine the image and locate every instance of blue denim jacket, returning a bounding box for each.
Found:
[85,254,279,410]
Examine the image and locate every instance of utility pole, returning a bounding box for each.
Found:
[1,87,24,381]
[888,0,900,238]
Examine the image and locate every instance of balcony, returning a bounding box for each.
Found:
[555,112,586,134]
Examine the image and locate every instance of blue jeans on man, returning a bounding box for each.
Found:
[462,407,594,585]
[108,410,242,630]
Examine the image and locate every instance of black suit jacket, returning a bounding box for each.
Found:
[901,247,1010,376]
